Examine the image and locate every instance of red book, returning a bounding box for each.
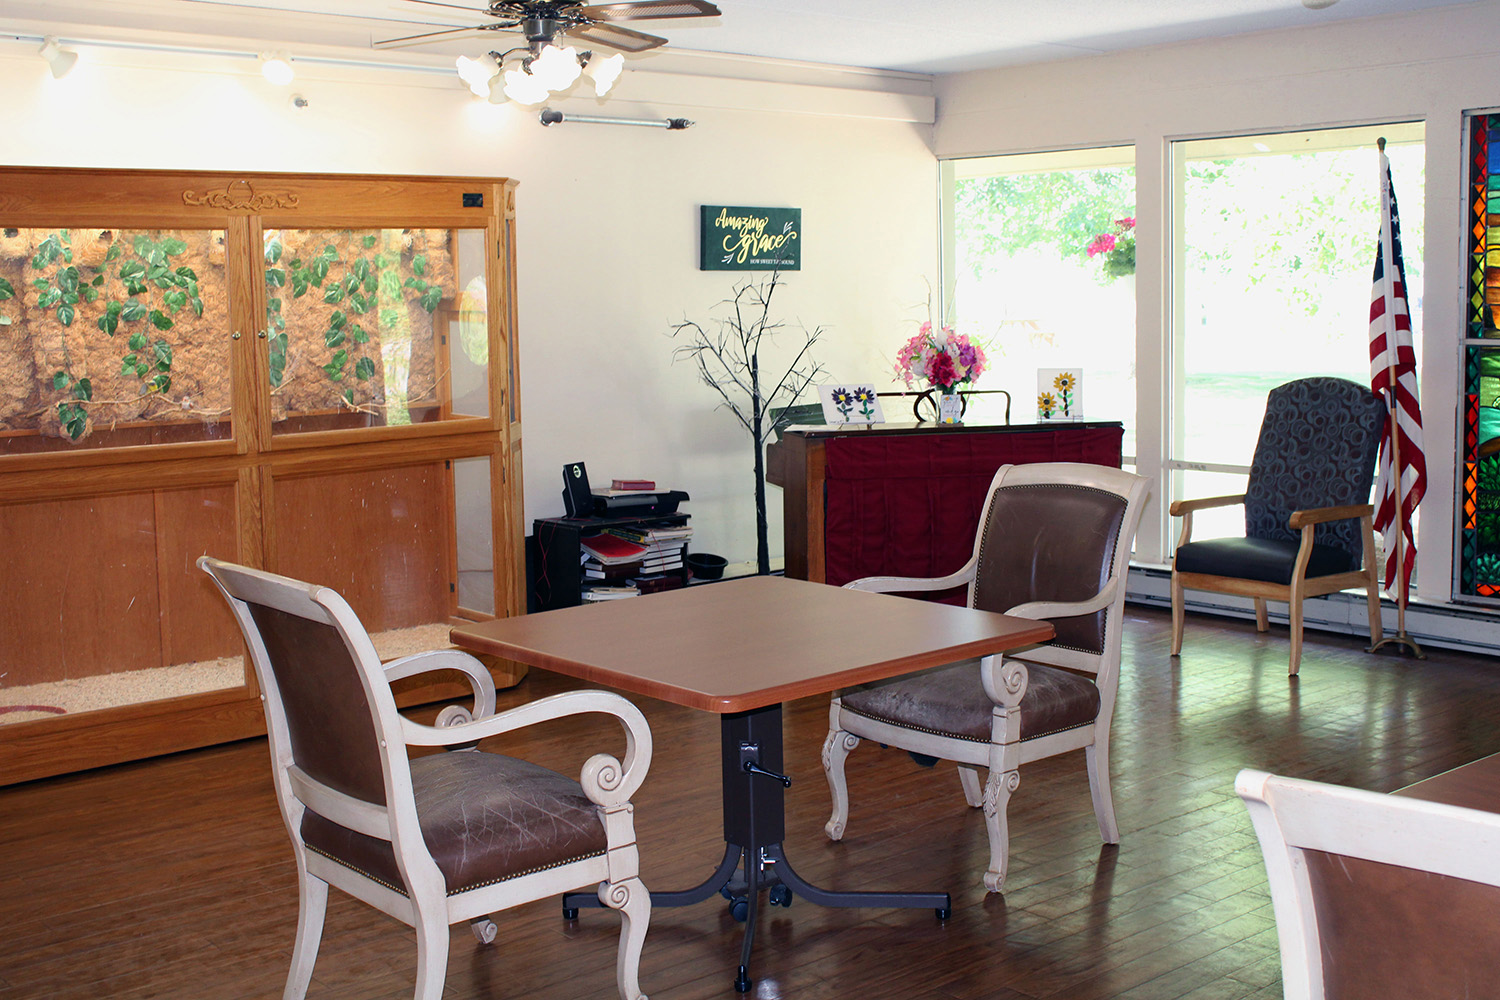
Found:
[580,534,649,565]
[612,479,656,491]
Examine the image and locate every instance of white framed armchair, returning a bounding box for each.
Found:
[199,557,652,1000]
[822,462,1150,892]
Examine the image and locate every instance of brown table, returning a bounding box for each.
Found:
[1395,752,1500,808]
[451,575,1055,993]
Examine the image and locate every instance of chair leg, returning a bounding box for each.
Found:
[1288,594,1304,676]
[1254,598,1269,633]
[1084,743,1119,845]
[1365,580,1383,646]
[412,907,449,1000]
[283,869,328,1000]
[600,877,650,1000]
[958,765,983,808]
[980,769,1020,893]
[822,727,860,841]
[1170,573,1185,656]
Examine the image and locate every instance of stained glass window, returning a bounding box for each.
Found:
[1459,112,1500,599]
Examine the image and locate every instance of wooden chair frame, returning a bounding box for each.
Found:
[200,557,651,1000]
[1237,768,1500,1000]
[823,462,1150,892]
[1169,494,1381,675]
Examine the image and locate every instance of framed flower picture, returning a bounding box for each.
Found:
[818,383,885,425]
[1037,369,1083,421]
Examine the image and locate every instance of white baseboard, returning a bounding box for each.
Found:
[1126,566,1500,657]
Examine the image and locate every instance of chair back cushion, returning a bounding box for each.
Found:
[1244,377,1386,570]
[971,482,1128,654]
[247,602,388,806]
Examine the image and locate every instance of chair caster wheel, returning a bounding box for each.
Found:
[719,885,735,902]
[562,907,579,920]
[734,966,752,993]
[935,907,951,920]
[470,918,498,944]
[768,885,792,907]
[729,897,749,922]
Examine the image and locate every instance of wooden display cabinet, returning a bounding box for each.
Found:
[0,168,527,784]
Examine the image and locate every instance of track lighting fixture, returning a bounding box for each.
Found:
[38,36,78,79]
[259,51,294,86]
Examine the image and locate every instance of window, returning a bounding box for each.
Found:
[940,147,1136,455]
[1168,123,1425,541]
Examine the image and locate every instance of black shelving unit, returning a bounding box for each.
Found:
[529,513,691,612]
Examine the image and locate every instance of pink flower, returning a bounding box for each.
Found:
[928,352,957,388]
[1116,217,1135,230]
[1087,234,1117,258]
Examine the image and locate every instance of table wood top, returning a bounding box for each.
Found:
[451,575,1056,713]
[1396,752,1500,811]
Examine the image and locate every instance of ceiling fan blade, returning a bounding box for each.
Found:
[400,0,492,13]
[565,22,668,52]
[576,0,720,21]
[373,23,515,48]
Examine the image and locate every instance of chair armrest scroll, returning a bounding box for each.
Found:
[399,689,652,805]
[843,561,977,594]
[1287,503,1374,529]
[1004,578,1119,622]
[385,648,498,720]
[1168,494,1246,517]
[979,654,1028,709]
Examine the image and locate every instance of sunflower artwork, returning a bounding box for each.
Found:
[818,382,885,425]
[1037,368,1082,422]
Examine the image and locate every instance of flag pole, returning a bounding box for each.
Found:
[1367,136,1425,659]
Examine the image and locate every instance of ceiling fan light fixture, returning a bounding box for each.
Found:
[584,52,625,96]
[456,53,499,97]
[38,36,78,79]
[259,51,295,86]
[503,67,550,106]
[530,44,583,91]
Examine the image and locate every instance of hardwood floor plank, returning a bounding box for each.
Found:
[4,605,1500,999]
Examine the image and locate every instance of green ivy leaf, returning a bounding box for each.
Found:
[362,234,377,249]
[291,272,310,298]
[38,288,61,309]
[329,311,347,331]
[119,260,146,281]
[323,283,344,305]
[122,301,147,324]
[91,273,104,287]
[412,254,427,277]
[419,286,442,313]
[342,387,353,405]
[150,309,174,332]
[61,291,79,305]
[128,330,147,351]
[176,265,198,281]
[52,371,69,390]
[121,354,138,374]
[73,378,92,401]
[265,268,285,288]
[363,272,378,294]
[82,286,99,303]
[57,266,79,294]
[322,245,338,259]
[352,258,370,283]
[354,357,375,381]
[105,244,122,263]
[351,324,369,345]
[403,277,425,291]
[153,340,173,370]
[265,240,283,265]
[164,289,188,313]
[322,349,348,380]
[379,308,399,328]
[135,361,149,378]
[160,237,188,255]
[348,292,368,315]
[325,328,346,348]
[58,303,75,326]
[192,295,204,317]
[310,258,330,285]
[0,277,14,301]
[151,373,172,393]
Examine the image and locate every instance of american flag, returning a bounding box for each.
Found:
[1368,148,1425,601]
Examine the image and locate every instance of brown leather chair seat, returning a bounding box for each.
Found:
[840,658,1102,744]
[303,751,608,896]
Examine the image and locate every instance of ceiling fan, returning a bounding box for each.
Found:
[377,0,721,55]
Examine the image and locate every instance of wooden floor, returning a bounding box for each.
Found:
[5,605,1500,1000]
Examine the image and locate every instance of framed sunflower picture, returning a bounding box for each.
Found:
[1037,369,1083,422]
[818,383,885,425]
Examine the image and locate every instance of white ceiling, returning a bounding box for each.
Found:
[6,0,1475,74]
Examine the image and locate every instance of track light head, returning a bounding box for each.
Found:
[38,36,78,79]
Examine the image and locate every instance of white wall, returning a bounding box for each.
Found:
[935,0,1500,604]
[0,33,938,571]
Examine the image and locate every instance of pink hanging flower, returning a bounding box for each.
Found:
[1086,233,1117,258]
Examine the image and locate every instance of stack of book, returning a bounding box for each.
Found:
[582,585,640,602]
[605,522,693,581]
[580,533,648,586]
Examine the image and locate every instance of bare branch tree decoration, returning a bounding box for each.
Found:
[672,272,826,575]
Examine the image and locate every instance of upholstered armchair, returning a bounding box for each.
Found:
[822,462,1150,893]
[1170,376,1387,675]
[1238,769,1500,1000]
[199,557,652,1000]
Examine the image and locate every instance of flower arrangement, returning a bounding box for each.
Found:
[1086,217,1136,278]
[894,322,987,393]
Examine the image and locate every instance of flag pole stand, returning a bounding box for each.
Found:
[1366,136,1425,660]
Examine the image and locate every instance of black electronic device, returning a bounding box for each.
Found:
[562,461,592,517]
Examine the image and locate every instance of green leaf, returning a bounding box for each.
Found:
[323,283,344,305]
[150,309,174,332]
[38,288,61,309]
[265,268,286,288]
[164,289,188,313]
[191,295,204,317]
[58,303,74,326]
[352,258,370,283]
[342,387,353,405]
[325,328,346,348]
[135,361,149,378]
[351,324,369,345]
[150,373,171,393]
[362,234,377,249]
[122,300,147,324]
[0,276,15,301]
[354,357,375,381]
[374,253,388,269]
[52,371,69,390]
[310,258,330,285]
[91,273,104,287]
[73,378,92,401]
[403,277,425,291]
[265,240,283,265]
[128,330,147,351]
[348,292,367,315]
[322,245,338,259]
[119,260,146,281]
[379,308,399,327]
[61,291,78,305]
[363,272,378,294]
[176,266,198,281]
[291,272,310,298]
[329,311,347,331]
[104,244,122,263]
[153,340,173,370]
[82,286,99,303]
[121,355,138,375]
[160,237,188,255]
[322,349,348,380]
[419,286,442,313]
[412,254,428,277]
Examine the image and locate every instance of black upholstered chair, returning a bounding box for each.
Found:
[199,557,652,1000]
[822,462,1151,893]
[1169,376,1387,675]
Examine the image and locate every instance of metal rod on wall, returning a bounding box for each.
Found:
[539,108,693,129]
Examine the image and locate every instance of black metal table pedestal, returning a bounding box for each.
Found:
[562,704,951,992]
